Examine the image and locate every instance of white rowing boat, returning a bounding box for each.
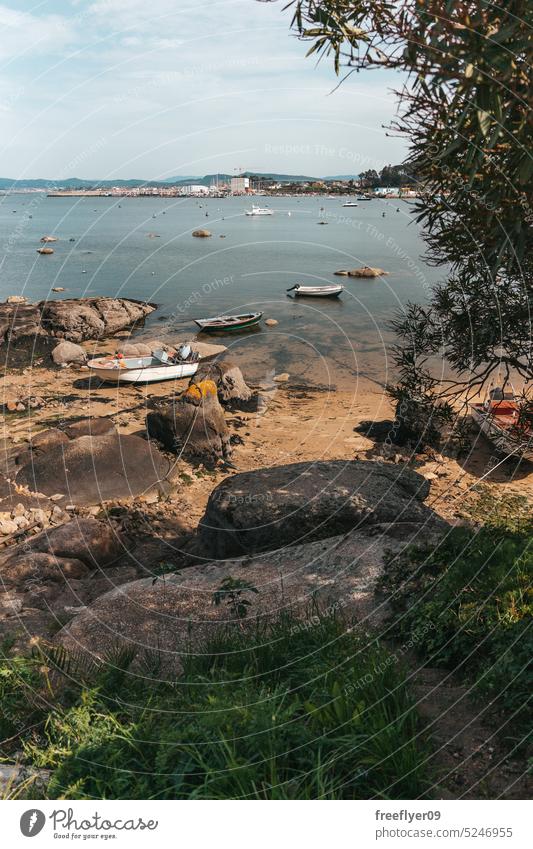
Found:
[87,349,200,383]
[287,284,343,298]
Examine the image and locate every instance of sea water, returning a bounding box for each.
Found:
[0,194,443,386]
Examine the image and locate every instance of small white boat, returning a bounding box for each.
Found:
[470,387,533,462]
[287,284,343,298]
[356,196,373,201]
[245,205,273,216]
[87,349,200,384]
[342,201,358,207]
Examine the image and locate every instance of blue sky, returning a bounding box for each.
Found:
[0,0,408,179]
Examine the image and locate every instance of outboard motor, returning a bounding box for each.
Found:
[176,343,192,361]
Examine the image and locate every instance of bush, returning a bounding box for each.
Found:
[383,526,532,744]
[7,612,432,800]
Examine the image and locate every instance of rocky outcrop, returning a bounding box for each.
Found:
[0,518,124,617]
[51,340,87,365]
[0,297,156,366]
[27,517,123,568]
[58,519,446,675]
[190,361,252,407]
[347,266,388,278]
[146,380,231,465]
[40,297,155,343]
[15,420,171,505]
[199,459,434,557]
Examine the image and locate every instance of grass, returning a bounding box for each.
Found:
[381,522,532,747]
[0,610,433,800]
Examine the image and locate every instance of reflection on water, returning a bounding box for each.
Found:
[0,194,442,385]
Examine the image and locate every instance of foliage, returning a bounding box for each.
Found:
[267,0,533,400]
[381,525,533,743]
[212,576,259,620]
[0,643,53,747]
[4,611,432,799]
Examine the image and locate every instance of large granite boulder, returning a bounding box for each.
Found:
[0,518,124,614]
[15,419,171,505]
[190,361,252,407]
[58,519,446,675]
[40,297,155,343]
[51,340,87,365]
[199,460,433,557]
[0,297,156,366]
[146,379,231,465]
[27,517,123,568]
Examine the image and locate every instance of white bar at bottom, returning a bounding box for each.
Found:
[1,799,530,848]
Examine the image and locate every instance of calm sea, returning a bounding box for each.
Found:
[0,194,442,387]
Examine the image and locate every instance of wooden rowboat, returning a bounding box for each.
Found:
[87,352,199,384]
[194,312,263,332]
[470,387,533,462]
[287,284,343,298]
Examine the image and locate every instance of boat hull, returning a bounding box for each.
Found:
[195,313,263,332]
[470,406,533,461]
[291,285,343,298]
[87,358,199,384]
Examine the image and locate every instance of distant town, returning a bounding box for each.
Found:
[0,165,420,199]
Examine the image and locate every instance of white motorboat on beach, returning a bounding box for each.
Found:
[87,348,200,384]
[245,205,274,216]
[469,387,533,462]
[287,284,343,298]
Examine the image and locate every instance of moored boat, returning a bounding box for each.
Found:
[37,247,54,255]
[469,387,533,462]
[87,349,200,384]
[245,205,273,216]
[195,312,263,332]
[342,201,358,207]
[287,284,343,298]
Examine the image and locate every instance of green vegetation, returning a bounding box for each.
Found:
[277,0,532,418]
[1,612,432,800]
[381,524,532,745]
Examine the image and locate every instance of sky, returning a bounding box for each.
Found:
[0,0,408,180]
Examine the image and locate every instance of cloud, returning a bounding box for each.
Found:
[0,4,74,61]
[0,0,407,177]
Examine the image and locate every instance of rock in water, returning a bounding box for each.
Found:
[190,361,252,406]
[199,459,432,557]
[147,379,231,465]
[347,266,388,278]
[265,318,278,327]
[192,229,212,238]
[51,340,87,365]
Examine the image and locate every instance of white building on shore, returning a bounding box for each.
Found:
[179,185,210,196]
[230,176,250,195]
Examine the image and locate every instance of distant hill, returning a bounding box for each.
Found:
[0,177,173,190]
[323,175,362,180]
[0,171,320,190]
[163,172,317,185]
